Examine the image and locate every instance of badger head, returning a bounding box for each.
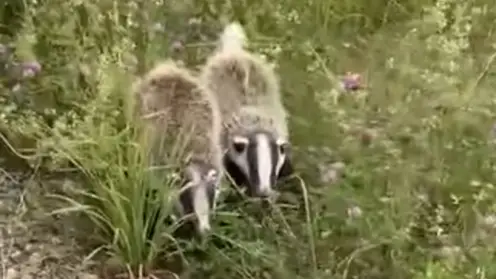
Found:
[176,159,220,235]
[223,129,293,198]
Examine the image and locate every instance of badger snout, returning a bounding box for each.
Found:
[196,220,212,235]
[255,186,274,198]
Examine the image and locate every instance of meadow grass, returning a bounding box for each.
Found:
[2,0,496,278]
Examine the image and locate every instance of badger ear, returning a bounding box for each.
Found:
[276,138,290,154]
[232,135,249,144]
[276,138,287,146]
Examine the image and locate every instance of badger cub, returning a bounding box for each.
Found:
[200,22,293,199]
[135,60,223,235]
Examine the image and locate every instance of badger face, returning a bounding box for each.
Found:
[178,160,220,235]
[224,130,292,198]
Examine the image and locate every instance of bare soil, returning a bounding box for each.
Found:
[0,173,99,279]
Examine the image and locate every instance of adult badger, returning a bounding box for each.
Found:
[200,22,293,198]
[134,60,223,235]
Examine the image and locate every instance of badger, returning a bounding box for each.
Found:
[134,60,223,235]
[200,22,294,199]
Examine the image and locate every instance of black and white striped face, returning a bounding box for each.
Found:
[225,130,292,198]
[177,160,220,235]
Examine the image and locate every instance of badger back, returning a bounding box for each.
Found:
[135,60,222,167]
[134,60,223,235]
[200,24,283,119]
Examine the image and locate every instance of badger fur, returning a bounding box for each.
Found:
[200,22,294,198]
[134,60,223,235]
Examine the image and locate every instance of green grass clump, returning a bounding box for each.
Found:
[2,0,496,278]
[43,63,185,275]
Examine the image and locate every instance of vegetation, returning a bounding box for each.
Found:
[1,0,496,278]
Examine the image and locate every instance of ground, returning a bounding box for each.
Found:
[0,174,98,279]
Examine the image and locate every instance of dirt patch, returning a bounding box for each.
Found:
[0,172,99,279]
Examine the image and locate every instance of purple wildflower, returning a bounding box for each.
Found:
[20,61,41,78]
[340,72,363,91]
[170,40,184,52]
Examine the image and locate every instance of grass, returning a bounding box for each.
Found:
[2,0,496,278]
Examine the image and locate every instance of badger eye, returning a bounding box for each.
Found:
[232,135,249,153]
[277,141,289,154]
[233,142,246,153]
